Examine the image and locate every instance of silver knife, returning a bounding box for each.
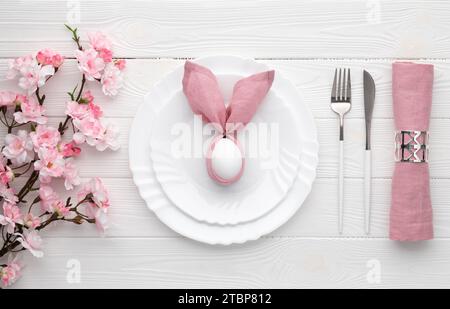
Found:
[363,70,375,235]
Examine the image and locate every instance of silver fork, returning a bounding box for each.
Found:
[330,68,351,234]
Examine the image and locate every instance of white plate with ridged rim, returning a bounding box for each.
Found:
[149,76,303,225]
[130,55,319,245]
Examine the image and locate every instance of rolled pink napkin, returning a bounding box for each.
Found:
[390,62,434,241]
[182,61,274,185]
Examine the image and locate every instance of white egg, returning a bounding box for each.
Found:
[211,137,243,180]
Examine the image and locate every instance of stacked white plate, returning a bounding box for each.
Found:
[129,56,319,245]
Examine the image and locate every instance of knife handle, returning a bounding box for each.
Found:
[364,149,372,235]
[338,140,344,235]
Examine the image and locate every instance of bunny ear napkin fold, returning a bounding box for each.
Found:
[182,61,275,185]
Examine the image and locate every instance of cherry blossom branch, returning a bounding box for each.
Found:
[0,24,125,288]
[64,25,83,51]
[17,170,39,203]
[13,161,34,177]
[35,88,45,105]
[59,28,85,135]
[36,74,56,106]
[76,75,86,101]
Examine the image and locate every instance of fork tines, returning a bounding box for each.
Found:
[331,68,351,102]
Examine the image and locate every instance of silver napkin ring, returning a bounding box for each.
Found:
[395,130,429,163]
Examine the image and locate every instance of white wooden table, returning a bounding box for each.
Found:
[2,0,450,288]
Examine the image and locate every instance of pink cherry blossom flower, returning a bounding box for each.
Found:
[72,116,105,146]
[86,204,108,234]
[23,213,40,229]
[6,55,34,79]
[39,185,59,212]
[66,99,102,122]
[65,100,90,120]
[0,91,17,107]
[98,49,113,63]
[63,158,81,190]
[38,186,69,216]
[83,90,95,104]
[75,48,105,81]
[101,62,123,96]
[29,125,60,151]
[114,59,126,71]
[0,185,18,204]
[14,96,47,124]
[95,123,120,151]
[0,156,14,184]
[14,94,28,105]
[0,169,13,185]
[0,202,22,234]
[17,61,55,95]
[15,230,43,258]
[38,186,68,217]
[78,177,110,209]
[53,200,71,217]
[72,132,85,145]
[88,31,112,51]
[34,147,65,182]
[61,141,81,158]
[88,102,103,118]
[2,130,34,166]
[0,256,21,288]
[36,49,64,68]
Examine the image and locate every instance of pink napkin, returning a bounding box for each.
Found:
[390,62,434,241]
[182,61,274,185]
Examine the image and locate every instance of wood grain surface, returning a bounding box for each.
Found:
[1,0,449,288]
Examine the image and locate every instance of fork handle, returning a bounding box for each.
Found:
[338,140,344,234]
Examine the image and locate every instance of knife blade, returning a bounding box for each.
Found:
[363,70,375,235]
[364,71,376,150]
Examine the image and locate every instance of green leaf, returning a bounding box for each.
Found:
[64,24,73,32]
[67,84,78,100]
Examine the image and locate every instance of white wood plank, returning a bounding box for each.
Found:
[0,117,448,179]
[3,59,450,120]
[318,117,450,179]
[2,58,450,178]
[10,237,450,288]
[2,117,443,179]
[1,0,449,290]
[31,177,450,238]
[270,59,450,119]
[1,0,450,58]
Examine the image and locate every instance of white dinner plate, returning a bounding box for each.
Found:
[149,72,303,225]
[130,55,319,245]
